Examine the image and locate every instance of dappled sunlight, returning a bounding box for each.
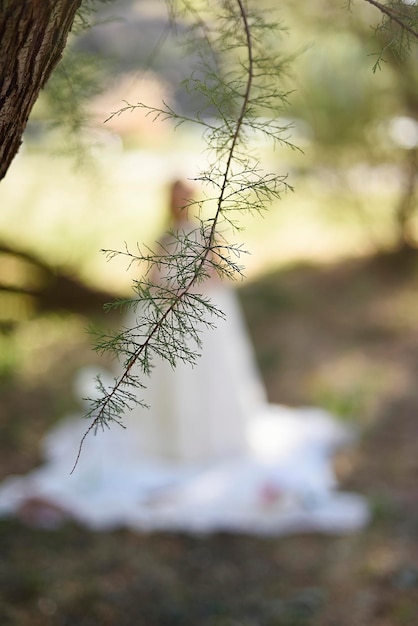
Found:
[0,139,410,295]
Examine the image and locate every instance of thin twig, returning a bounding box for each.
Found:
[364,0,418,41]
[71,0,255,473]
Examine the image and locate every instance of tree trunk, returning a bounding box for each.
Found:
[0,0,82,182]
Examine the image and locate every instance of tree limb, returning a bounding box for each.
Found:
[364,0,418,41]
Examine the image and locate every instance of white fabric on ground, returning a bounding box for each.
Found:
[0,285,370,535]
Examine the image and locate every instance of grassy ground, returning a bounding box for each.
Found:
[1,248,418,625]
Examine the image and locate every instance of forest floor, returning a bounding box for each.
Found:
[1,249,418,626]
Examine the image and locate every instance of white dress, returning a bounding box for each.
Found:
[131,285,263,462]
[0,228,370,534]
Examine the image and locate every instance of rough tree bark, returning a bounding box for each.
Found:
[0,0,83,182]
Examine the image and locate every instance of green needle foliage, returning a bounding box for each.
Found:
[71,0,295,470]
[356,0,418,71]
[72,0,418,470]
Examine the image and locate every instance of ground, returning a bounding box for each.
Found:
[1,250,418,626]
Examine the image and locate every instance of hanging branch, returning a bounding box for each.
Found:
[358,0,418,70]
[364,0,418,41]
[71,0,294,472]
